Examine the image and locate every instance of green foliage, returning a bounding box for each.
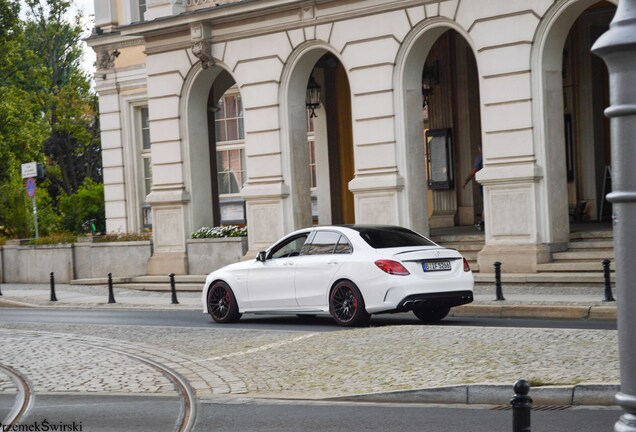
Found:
[23,0,102,197]
[26,231,76,245]
[0,0,103,239]
[0,173,34,239]
[192,226,248,239]
[93,233,153,243]
[58,179,105,234]
[35,180,62,235]
[0,174,61,239]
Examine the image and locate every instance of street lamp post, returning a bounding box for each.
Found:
[592,1,636,431]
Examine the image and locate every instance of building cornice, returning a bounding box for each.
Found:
[114,0,443,41]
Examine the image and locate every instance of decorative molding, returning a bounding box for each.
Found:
[96,48,120,71]
[190,22,214,69]
[191,40,214,68]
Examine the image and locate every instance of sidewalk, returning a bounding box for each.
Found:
[0,282,618,320]
[0,283,202,309]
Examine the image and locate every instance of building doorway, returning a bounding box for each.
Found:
[422,30,483,229]
[562,2,614,223]
[287,50,355,229]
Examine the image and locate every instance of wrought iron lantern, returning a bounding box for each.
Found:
[421,60,440,108]
[306,72,321,118]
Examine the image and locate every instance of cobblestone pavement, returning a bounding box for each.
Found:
[0,369,15,393]
[0,322,619,401]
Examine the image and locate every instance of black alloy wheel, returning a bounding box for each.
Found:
[413,305,450,324]
[207,281,242,323]
[329,281,370,327]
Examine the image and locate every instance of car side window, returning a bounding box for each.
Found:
[334,236,353,254]
[305,231,340,255]
[270,234,309,259]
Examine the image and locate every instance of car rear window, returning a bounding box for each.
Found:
[353,226,435,249]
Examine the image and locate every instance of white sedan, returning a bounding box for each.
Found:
[202,225,474,327]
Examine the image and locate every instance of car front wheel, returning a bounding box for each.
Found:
[413,305,450,324]
[207,281,242,323]
[329,281,370,327]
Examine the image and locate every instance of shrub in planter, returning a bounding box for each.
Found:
[93,232,152,243]
[191,225,247,239]
[26,232,77,245]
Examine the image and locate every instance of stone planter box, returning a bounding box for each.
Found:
[2,243,74,283]
[73,241,152,280]
[187,237,248,275]
[0,240,152,283]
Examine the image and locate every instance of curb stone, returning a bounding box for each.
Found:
[330,383,620,406]
[452,304,616,320]
[0,298,31,308]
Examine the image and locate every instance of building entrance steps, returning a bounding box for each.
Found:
[70,275,206,292]
[430,223,614,282]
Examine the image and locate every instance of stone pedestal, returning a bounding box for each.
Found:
[146,189,190,275]
[147,252,188,275]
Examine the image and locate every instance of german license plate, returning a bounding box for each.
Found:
[423,260,451,272]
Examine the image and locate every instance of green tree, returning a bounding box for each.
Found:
[0,0,103,238]
[23,0,102,197]
[0,0,49,237]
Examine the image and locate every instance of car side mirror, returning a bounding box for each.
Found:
[257,251,267,262]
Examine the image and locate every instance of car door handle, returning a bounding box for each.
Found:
[328,260,339,265]
[283,261,294,266]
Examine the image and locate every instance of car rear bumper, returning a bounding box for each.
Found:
[364,271,474,313]
[396,290,474,312]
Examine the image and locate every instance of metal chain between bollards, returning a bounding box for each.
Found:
[107,272,116,304]
[602,259,615,302]
[169,273,179,305]
[511,379,532,432]
[50,272,57,302]
[494,261,505,301]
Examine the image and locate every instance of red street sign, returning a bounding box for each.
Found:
[25,177,36,198]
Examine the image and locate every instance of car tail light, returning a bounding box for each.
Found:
[463,257,471,272]
[375,260,410,276]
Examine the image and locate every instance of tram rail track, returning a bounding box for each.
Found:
[93,345,198,432]
[1,335,198,432]
[0,363,34,429]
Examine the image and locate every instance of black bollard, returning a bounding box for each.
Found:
[50,272,58,302]
[511,380,532,432]
[602,259,615,302]
[107,272,116,304]
[494,261,505,301]
[0,282,3,296]
[169,273,179,305]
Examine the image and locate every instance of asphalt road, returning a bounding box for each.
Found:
[0,308,617,331]
[1,394,621,432]
[193,400,621,432]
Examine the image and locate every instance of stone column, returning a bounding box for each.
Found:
[94,0,118,33]
[592,2,636,431]
[144,45,192,275]
[94,48,129,234]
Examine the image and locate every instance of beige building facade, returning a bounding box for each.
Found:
[88,0,617,275]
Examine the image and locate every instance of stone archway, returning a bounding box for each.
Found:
[283,45,355,229]
[397,22,483,235]
[532,0,617,244]
[183,64,240,232]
